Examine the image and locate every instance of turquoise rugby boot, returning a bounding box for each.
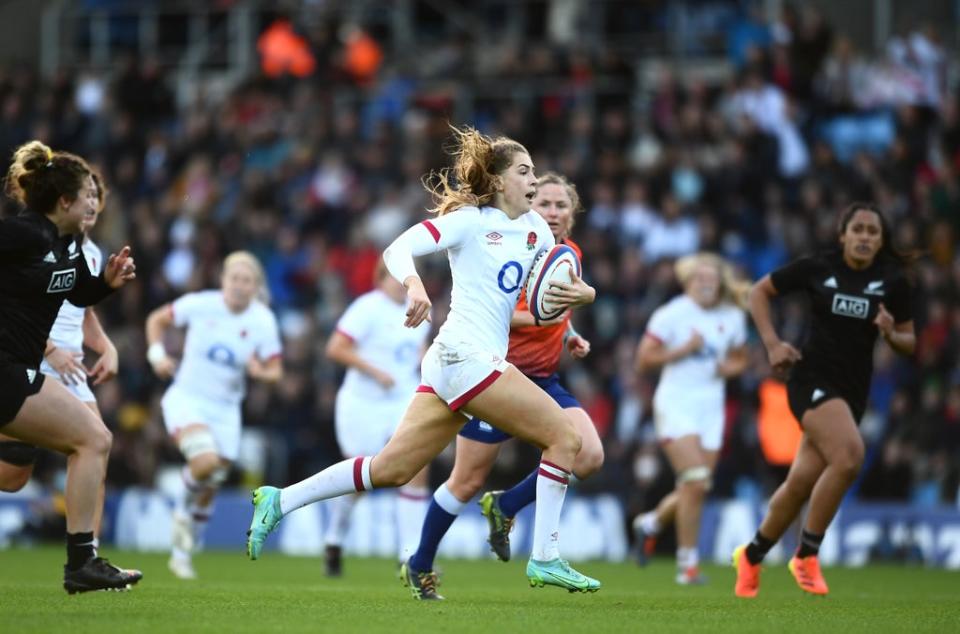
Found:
[246,486,283,560]
[526,558,601,593]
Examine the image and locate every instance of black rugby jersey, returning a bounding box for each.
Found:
[0,212,113,367]
[770,250,912,406]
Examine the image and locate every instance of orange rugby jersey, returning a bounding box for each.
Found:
[506,239,583,378]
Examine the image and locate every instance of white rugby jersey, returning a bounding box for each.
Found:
[335,289,430,400]
[47,239,103,352]
[646,294,747,408]
[383,206,554,358]
[169,290,282,404]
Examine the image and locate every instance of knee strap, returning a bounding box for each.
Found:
[0,441,39,467]
[677,465,711,485]
[178,429,219,461]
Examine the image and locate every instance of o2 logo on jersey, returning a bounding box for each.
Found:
[47,269,76,293]
[831,293,869,319]
[206,344,238,367]
[498,261,523,293]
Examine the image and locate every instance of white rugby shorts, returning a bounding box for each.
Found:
[653,393,726,451]
[334,388,412,457]
[40,353,96,403]
[161,385,242,461]
[417,341,509,411]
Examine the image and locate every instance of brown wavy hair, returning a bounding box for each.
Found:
[422,126,528,216]
[4,140,92,214]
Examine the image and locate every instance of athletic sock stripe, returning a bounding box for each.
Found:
[539,461,569,479]
[540,460,571,475]
[352,457,365,492]
[538,467,569,485]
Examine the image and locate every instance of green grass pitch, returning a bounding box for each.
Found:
[1,547,957,633]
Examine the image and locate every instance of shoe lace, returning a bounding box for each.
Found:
[502,515,515,535]
[417,571,440,595]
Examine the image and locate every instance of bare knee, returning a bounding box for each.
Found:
[79,423,112,457]
[0,467,31,493]
[190,454,222,481]
[573,443,604,479]
[448,469,486,501]
[830,441,865,480]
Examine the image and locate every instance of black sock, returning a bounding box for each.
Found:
[796,530,824,559]
[66,531,97,571]
[744,531,775,565]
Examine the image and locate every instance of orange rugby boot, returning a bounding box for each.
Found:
[789,554,829,596]
[732,545,761,598]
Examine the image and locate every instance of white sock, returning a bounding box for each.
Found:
[189,500,214,551]
[638,511,660,535]
[396,485,431,561]
[280,457,373,515]
[434,482,468,514]
[677,546,699,570]
[531,460,570,562]
[324,494,357,547]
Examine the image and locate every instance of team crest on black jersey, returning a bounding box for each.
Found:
[864,280,885,296]
[831,293,869,319]
[47,269,76,293]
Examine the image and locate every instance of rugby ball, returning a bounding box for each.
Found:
[525,244,582,322]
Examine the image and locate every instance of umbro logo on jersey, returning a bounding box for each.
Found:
[812,388,825,401]
[864,280,885,296]
[47,269,76,293]
[831,293,869,319]
[486,231,502,245]
[43,251,57,263]
[25,368,37,384]
[823,277,838,288]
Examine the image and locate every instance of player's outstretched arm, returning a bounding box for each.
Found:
[145,304,177,379]
[749,275,801,372]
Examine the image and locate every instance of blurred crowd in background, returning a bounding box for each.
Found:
[1,1,958,521]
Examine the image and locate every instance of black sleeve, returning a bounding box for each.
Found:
[67,241,115,307]
[769,256,818,295]
[0,218,43,261]
[886,275,913,324]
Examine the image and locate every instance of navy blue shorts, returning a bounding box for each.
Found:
[458,373,580,444]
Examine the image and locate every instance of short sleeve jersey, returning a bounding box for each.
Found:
[0,212,113,367]
[769,251,912,405]
[507,238,583,378]
[420,206,554,358]
[645,294,747,408]
[170,290,282,404]
[47,239,103,352]
[335,289,431,400]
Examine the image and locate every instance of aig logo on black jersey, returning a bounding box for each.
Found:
[831,293,869,319]
[47,269,76,293]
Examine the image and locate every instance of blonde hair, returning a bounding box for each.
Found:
[423,125,528,216]
[223,250,271,304]
[535,171,583,234]
[674,252,751,310]
[4,140,91,214]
